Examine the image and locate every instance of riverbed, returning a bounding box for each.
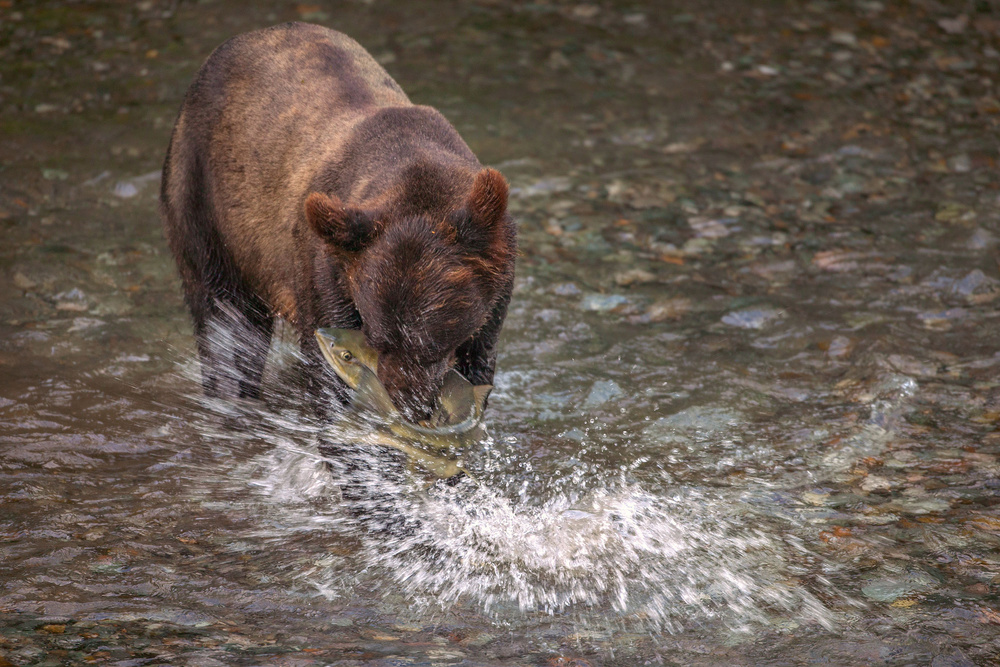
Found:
[3,1,1000,665]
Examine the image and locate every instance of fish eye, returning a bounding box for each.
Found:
[340,350,353,361]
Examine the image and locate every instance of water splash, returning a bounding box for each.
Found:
[195,418,839,634]
[351,483,836,634]
[166,320,842,634]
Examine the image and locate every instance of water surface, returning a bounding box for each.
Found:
[3,1,1000,664]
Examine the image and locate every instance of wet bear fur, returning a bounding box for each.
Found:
[160,23,516,419]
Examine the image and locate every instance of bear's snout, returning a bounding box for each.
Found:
[377,355,450,423]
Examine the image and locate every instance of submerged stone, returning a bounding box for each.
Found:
[889,496,951,515]
[861,569,938,602]
[583,379,624,407]
[645,406,742,441]
[113,181,139,198]
[721,307,783,329]
[579,293,630,312]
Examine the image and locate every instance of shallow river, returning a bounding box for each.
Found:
[3,1,1000,665]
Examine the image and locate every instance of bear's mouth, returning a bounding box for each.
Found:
[376,355,450,423]
[386,381,441,423]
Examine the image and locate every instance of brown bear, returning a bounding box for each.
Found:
[160,22,516,420]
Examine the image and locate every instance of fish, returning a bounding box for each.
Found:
[315,327,491,478]
[315,327,396,416]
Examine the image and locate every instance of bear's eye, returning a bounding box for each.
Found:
[340,350,353,361]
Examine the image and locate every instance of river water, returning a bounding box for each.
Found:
[3,1,1000,665]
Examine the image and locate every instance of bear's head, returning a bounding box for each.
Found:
[305,168,515,420]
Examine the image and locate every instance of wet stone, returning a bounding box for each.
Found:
[830,30,857,46]
[113,181,139,198]
[630,297,691,324]
[917,309,967,330]
[646,406,742,437]
[952,269,1000,302]
[886,354,940,377]
[5,0,1000,662]
[721,307,783,329]
[583,380,623,407]
[801,490,831,506]
[948,154,972,173]
[687,216,733,239]
[824,336,855,359]
[12,272,38,291]
[889,496,951,515]
[41,168,69,181]
[861,569,939,602]
[860,475,892,493]
[967,228,995,250]
[579,293,630,312]
[680,237,714,255]
[613,268,655,286]
[935,203,977,224]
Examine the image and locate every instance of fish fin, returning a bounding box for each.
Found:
[472,384,493,415]
[436,370,476,425]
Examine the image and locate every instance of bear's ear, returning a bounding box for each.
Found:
[453,168,510,252]
[468,168,508,229]
[304,192,376,253]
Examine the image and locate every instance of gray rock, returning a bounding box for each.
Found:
[511,176,572,197]
[948,153,972,173]
[584,379,624,407]
[646,406,742,439]
[860,475,892,493]
[552,282,582,296]
[889,496,951,515]
[860,569,938,602]
[953,269,999,299]
[967,228,995,250]
[721,307,783,329]
[113,181,139,198]
[580,293,629,312]
[830,30,857,46]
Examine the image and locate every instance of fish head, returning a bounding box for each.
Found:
[315,327,447,421]
[316,328,398,416]
[315,328,378,389]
